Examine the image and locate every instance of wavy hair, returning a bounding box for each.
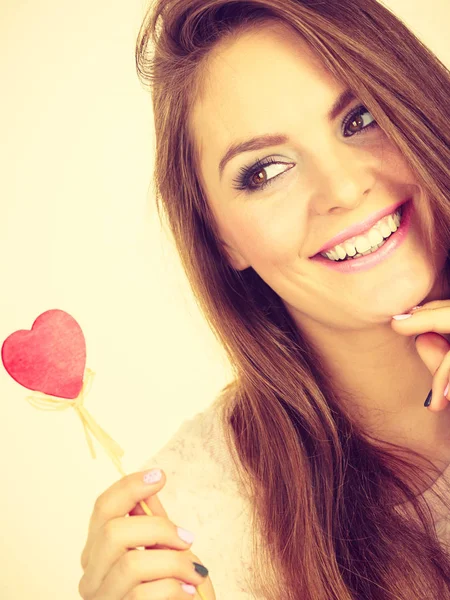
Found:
[135,1,450,597]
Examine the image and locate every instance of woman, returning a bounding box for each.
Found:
[79,0,450,598]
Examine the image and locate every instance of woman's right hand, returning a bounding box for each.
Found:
[78,468,214,599]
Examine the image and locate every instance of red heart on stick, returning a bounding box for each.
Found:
[1,309,86,399]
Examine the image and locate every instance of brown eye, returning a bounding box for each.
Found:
[343,105,377,138]
[233,160,294,194]
[250,170,267,187]
[347,113,364,133]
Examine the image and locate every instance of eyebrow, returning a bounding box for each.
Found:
[218,88,357,180]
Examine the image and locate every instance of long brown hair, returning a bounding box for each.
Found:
[135,1,450,597]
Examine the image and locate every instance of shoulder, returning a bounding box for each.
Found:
[139,394,256,598]
[140,392,238,485]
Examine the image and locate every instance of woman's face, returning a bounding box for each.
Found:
[190,22,447,336]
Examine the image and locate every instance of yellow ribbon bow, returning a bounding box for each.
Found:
[25,368,139,487]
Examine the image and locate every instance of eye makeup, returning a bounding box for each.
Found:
[231,104,378,195]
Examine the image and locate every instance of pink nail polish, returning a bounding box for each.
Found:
[444,383,449,397]
[392,314,413,320]
[143,468,162,484]
[181,583,197,595]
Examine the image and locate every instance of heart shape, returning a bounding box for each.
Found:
[1,309,86,399]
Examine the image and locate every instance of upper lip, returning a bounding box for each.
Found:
[311,198,409,256]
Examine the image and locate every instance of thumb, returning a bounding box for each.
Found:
[414,332,450,377]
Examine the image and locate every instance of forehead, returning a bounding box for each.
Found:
[190,22,341,178]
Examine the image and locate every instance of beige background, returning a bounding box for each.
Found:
[0,1,448,598]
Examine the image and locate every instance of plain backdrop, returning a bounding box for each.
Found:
[0,0,448,598]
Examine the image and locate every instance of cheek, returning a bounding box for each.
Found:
[226,210,308,265]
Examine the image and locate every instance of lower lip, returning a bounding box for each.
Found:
[309,199,414,273]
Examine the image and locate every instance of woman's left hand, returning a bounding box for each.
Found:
[391,300,450,412]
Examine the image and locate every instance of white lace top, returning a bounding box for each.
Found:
[139,395,450,599]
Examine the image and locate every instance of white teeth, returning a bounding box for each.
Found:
[321,207,402,261]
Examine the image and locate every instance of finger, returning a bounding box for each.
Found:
[121,557,216,600]
[415,333,450,412]
[81,470,168,570]
[420,345,450,413]
[82,516,195,596]
[391,304,450,335]
[93,548,207,600]
[92,470,168,530]
[414,332,450,373]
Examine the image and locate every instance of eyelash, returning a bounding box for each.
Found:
[231,104,378,194]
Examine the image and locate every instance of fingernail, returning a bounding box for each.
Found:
[181,583,197,595]
[424,391,432,407]
[177,526,195,544]
[143,468,162,484]
[444,383,449,397]
[193,562,209,577]
[392,314,413,320]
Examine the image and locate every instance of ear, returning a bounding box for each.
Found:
[221,240,250,271]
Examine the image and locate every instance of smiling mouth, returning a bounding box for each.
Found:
[311,200,410,261]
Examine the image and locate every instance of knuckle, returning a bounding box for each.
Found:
[118,548,139,578]
[77,577,85,599]
[80,549,88,572]
[101,518,118,545]
[93,493,108,517]
[78,574,91,600]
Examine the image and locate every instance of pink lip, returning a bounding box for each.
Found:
[312,199,408,257]
[309,198,413,273]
